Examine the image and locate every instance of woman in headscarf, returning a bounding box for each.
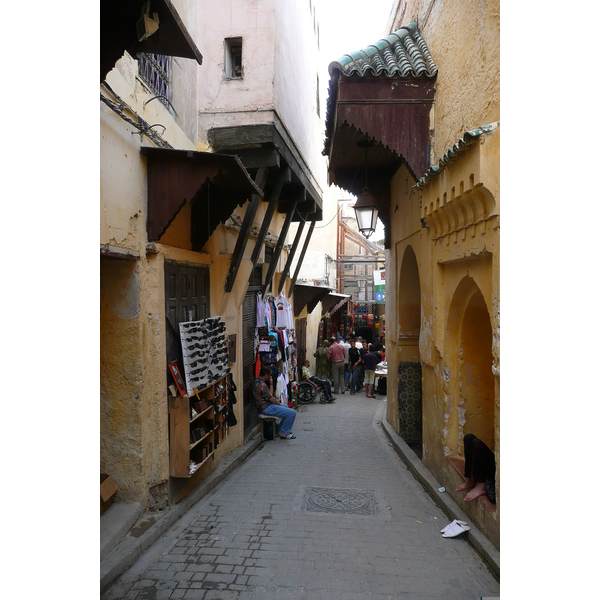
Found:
[313,339,332,382]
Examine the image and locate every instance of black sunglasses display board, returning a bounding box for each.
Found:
[179,316,230,396]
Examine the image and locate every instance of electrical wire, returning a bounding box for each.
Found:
[100,82,172,149]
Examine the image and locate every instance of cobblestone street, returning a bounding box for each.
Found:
[102,390,499,600]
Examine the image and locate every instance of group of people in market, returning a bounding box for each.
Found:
[251,334,385,442]
[252,334,496,508]
[308,335,385,400]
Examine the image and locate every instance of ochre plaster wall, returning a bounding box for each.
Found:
[383,0,500,549]
[101,54,198,507]
[386,139,500,547]
[390,0,500,162]
[101,259,145,502]
[101,48,296,506]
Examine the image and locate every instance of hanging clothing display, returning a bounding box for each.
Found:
[253,292,298,400]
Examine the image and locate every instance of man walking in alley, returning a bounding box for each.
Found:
[327,336,346,395]
[362,344,378,398]
[343,336,351,391]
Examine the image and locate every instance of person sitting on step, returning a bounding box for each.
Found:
[456,433,496,503]
[302,360,336,403]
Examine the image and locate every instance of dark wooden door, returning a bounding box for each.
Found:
[164,262,210,371]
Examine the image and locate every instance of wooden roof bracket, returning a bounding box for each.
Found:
[261,193,300,296]
[277,218,306,294]
[250,167,291,266]
[224,167,268,293]
[287,219,316,297]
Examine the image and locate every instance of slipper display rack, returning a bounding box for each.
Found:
[168,374,231,478]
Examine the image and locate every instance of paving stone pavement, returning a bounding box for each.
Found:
[101,389,500,600]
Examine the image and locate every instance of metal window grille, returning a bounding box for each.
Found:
[138,53,172,106]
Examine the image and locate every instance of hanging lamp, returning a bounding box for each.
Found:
[353,141,379,238]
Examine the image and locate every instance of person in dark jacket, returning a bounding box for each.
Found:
[347,339,362,395]
[362,344,378,398]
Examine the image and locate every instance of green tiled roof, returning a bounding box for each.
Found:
[415,122,500,187]
[328,21,438,78]
[324,21,437,157]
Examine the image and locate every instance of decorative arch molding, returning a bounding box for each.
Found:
[418,124,500,244]
[422,180,497,242]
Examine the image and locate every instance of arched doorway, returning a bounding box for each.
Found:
[447,277,494,454]
[398,246,421,347]
[397,246,422,445]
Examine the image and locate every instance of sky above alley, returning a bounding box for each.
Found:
[318,0,394,73]
[317,0,395,242]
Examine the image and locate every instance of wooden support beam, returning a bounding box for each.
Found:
[231,148,280,170]
[288,219,316,297]
[250,167,291,265]
[224,167,268,293]
[261,195,299,296]
[277,218,305,294]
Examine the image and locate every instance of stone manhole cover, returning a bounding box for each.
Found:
[302,487,377,516]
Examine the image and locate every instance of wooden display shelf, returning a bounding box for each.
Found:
[168,374,230,478]
[190,404,213,424]
[189,451,214,476]
[190,430,213,451]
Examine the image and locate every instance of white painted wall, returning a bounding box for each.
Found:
[196,0,337,287]
[196,0,277,141]
[170,0,200,143]
[273,0,326,187]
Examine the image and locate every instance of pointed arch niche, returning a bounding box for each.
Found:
[446,276,494,455]
[397,245,423,445]
[398,245,421,361]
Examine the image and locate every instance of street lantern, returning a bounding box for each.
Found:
[353,188,379,238]
[353,142,379,238]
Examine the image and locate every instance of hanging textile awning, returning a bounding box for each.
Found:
[330,296,350,316]
[322,292,351,315]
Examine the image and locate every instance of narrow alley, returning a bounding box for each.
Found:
[101,389,499,600]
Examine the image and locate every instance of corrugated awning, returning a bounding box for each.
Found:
[292,285,332,317]
[140,147,263,246]
[101,0,203,81]
[322,293,351,315]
